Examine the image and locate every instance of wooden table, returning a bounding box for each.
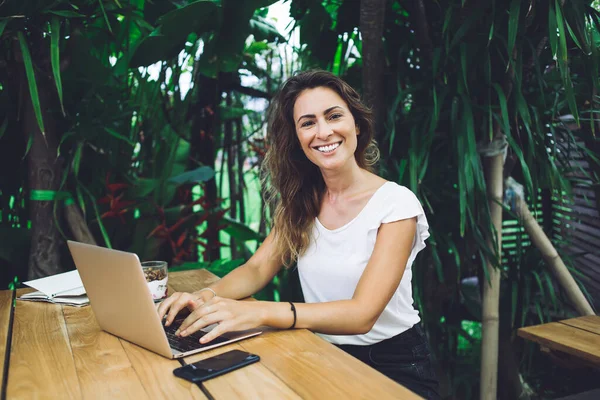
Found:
[518,315,600,366]
[0,269,420,399]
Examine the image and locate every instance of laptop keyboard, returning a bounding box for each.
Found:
[164,320,228,353]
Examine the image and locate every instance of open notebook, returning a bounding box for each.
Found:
[18,270,89,307]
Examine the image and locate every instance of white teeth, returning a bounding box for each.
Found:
[316,142,340,153]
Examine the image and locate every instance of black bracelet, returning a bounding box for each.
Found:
[288,302,297,329]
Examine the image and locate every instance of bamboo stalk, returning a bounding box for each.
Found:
[480,153,504,400]
[514,196,594,316]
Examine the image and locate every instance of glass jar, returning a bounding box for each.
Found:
[141,261,168,302]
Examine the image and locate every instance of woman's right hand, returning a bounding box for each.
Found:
[157,290,213,327]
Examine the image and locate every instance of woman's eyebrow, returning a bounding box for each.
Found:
[296,106,343,124]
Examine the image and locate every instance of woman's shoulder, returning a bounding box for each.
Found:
[360,172,420,204]
[373,180,418,201]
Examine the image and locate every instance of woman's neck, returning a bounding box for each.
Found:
[320,161,367,202]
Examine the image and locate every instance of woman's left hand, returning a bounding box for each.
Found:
[175,297,264,343]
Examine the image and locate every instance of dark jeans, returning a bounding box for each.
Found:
[336,324,440,400]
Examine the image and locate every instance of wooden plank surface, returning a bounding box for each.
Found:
[185,343,301,399]
[168,269,420,399]
[518,322,600,365]
[4,268,421,399]
[167,269,219,295]
[170,270,300,399]
[119,340,207,399]
[7,291,82,399]
[559,315,600,335]
[62,306,150,399]
[0,290,13,393]
[239,329,421,399]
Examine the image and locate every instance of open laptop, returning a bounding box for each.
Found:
[67,240,262,359]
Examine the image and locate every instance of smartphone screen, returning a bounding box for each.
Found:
[173,350,260,383]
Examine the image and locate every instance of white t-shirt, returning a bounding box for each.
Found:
[297,181,430,345]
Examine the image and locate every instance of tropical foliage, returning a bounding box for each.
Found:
[2,0,600,398]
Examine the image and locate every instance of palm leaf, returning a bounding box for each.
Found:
[507,0,521,60]
[18,31,45,137]
[555,0,579,122]
[0,118,7,140]
[79,181,112,249]
[0,18,8,37]
[98,0,113,33]
[23,132,34,160]
[104,127,135,146]
[50,17,65,116]
[492,83,510,139]
[548,5,558,59]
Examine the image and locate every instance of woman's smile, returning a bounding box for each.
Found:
[314,141,342,154]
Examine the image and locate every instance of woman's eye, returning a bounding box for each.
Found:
[329,113,342,120]
[301,121,314,128]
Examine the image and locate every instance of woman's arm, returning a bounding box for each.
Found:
[157,230,282,325]
[177,217,417,342]
[199,230,282,300]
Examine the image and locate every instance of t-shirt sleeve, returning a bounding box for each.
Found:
[379,184,430,256]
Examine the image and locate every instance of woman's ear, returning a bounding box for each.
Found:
[356,124,360,135]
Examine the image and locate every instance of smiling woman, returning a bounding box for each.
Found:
[157,70,440,399]
[294,89,359,171]
[264,71,380,266]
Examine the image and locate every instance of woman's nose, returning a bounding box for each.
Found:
[316,120,333,140]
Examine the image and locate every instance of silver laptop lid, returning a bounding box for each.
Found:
[67,241,173,358]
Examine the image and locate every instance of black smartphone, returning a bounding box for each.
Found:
[173,350,260,383]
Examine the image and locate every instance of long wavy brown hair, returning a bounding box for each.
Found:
[263,70,379,267]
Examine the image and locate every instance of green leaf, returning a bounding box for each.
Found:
[249,15,283,42]
[564,19,584,51]
[18,32,45,137]
[50,17,65,116]
[223,217,265,242]
[104,127,135,146]
[442,6,453,35]
[168,166,215,185]
[218,105,257,120]
[0,118,7,140]
[449,8,482,49]
[507,0,521,59]
[534,301,545,324]
[245,41,269,55]
[555,0,567,63]
[554,0,579,122]
[72,141,83,176]
[131,0,220,67]
[504,132,533,199]
[492,83,510,139]
[548,5,558,59]
[0,18,9,37]
[207,258,245,278]
[98,0,113,33]
[460,43,469,94]
[131,178,159,198]
[543,271,558,312]
[79,181,112,249]
[45,10,86,18]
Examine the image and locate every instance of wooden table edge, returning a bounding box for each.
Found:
[559,316,600,336]
[517,323,600,365]
[1,289,16,400]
